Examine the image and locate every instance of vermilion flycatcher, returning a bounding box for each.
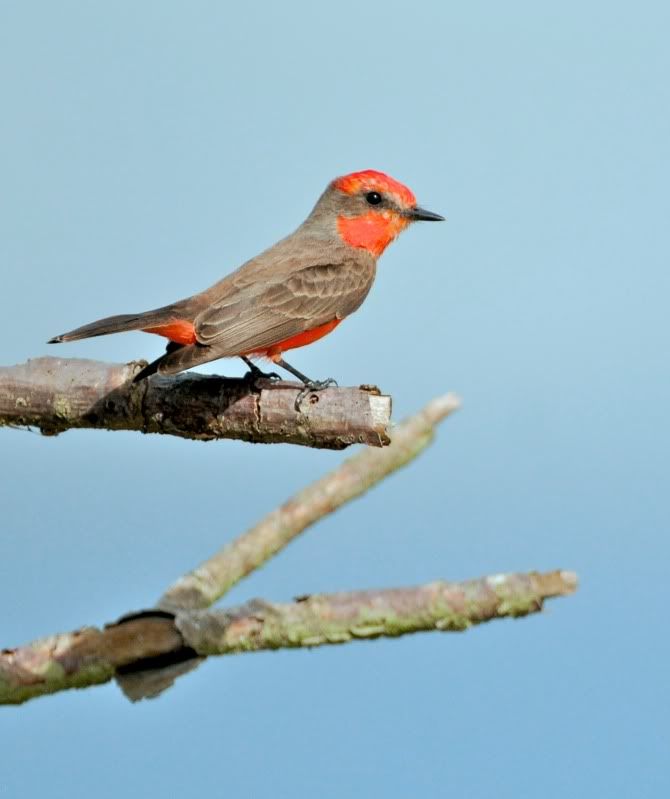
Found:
[49,170,444,391]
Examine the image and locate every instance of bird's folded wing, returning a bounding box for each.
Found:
[194,260,375,355]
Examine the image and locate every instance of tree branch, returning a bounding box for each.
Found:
[158,393,462,611]
[0,357,392,449]
[0,389,577,706]
[0,570,577,705]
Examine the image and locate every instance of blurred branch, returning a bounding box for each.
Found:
[0,389,577,707]
[0,357,391,449]
[158,393,461,611]
[0,570,578,705]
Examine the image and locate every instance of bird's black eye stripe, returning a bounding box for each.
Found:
[365,191,382,206]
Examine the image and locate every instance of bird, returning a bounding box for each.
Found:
[49,170,444,397]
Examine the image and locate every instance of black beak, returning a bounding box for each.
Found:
[410,206,445,222]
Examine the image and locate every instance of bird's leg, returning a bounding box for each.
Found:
[239,356,280,382]
[273,358,338,410]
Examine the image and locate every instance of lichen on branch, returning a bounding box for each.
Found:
[0,570,577,705]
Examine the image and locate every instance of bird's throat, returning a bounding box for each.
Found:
[337,212,409,257]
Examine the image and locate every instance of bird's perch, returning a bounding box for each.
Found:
[0,357,391,449]
[0,570,577,705]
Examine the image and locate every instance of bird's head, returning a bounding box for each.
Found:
[305,169,444,257]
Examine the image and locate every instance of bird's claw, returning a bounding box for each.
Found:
[294,378,338,411]
[243,365,281,384]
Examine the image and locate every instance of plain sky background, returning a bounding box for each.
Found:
[1,2,668,796]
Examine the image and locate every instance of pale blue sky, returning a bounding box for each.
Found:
[1,2,669,797]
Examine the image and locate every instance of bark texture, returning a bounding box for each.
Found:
[0,357,391,448]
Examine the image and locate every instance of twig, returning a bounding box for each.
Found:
[0,570,578,705]
[0,357,391,449]
[158,393,461,611]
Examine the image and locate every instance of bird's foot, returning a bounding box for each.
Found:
[240,355,281,385]
[243,363,281,385]
[294,378,338,411]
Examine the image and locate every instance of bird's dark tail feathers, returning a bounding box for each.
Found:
[132,341,184,382]
[48,307,179,344]
[49,313,146,343]
[133,342,222,382]
[48,306,223,382]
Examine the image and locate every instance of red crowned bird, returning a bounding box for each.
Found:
[49,170,444,396]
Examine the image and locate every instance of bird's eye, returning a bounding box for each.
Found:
[365,191,382,206]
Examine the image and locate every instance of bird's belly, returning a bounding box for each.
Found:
[249,319,341,362]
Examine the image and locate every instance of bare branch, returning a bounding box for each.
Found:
[0,383,575,708]
[0,570,577,705]
[158,393,461,611]
[0,357,391,449]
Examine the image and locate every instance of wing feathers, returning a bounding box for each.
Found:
[194,259,375,355]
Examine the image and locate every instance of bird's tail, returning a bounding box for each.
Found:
[48,307,178,344]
